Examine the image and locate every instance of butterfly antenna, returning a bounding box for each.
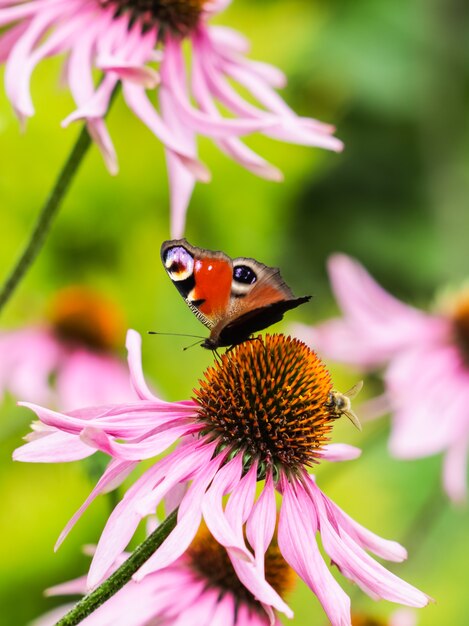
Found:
[148,331,206,340]
[183,339,204,351]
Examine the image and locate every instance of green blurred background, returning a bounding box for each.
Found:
[1,0,468,623]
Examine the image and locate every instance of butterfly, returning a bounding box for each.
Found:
[161,239,311,350]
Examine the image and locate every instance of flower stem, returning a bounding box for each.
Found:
[0,126,91,315]
[55,509,178,626]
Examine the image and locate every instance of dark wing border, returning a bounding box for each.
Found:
[217,296,311,347]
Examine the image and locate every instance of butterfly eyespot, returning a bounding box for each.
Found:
[164,246,194,281]
[233,265,257,285]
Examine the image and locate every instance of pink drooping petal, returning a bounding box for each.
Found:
[164,480,189,515]
[13,429,94,463]
[202,453,254,562]
[55,458,136,551]
[45,575,87,597]
[319,443,362,463]
[246,471,276,576]
[123,80,210,180]
[0,20,29,64]
[162,36,277,137]
[134,449,226,578]
[208,25,250,55]
[304,475,407,562]
[309,481,430,607]
[443,436,469,503]
[277,476,351,626]
[62,73,119,125]
[88,441,216,587]
[19,400,194,439]
[80,420,197,461]
[98,57,160,88]
[191,39,283,182]
[86,118,118,174]
[4,3,67,119]
[225,459,258,552]
[125,329,162,402]
[160,84,200,239]
[229,554,294,620]
[218,59,343,151]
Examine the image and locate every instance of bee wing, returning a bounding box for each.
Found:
[344,380,364,399]
[343,409,362,431]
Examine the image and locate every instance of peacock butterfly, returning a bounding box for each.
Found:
[161,239,311,350]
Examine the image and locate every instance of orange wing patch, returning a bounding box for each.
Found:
[191,258,232,320]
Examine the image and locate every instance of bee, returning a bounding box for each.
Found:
[326,381,363,431]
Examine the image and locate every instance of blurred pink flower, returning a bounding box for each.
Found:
[293,254,469,502]
[1,286,134,410]
[0,0,343,237]
[15,330,429,625]
[350,609,417,626]
[33,527,294,626]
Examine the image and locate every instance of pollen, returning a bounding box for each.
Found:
[194,334,335,470]
[48,286,125,352]
[187,525,295,606]
[99,0,206,36]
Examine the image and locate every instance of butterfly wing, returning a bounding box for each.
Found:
[208,256,310,346]
[162,240,311,348]
[161,239,233,329]
[216,296,311,347]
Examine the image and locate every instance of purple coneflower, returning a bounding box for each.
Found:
[0,0,342,236]
[0,286,134,410]
[34,527,294,626]
[294,254,469,502]
[15,330,429,625]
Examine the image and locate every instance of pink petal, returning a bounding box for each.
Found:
[310,481,430,607]
[79,419,197,461]
[306,477,407,562]
[229,554,293,619]
[55,459,136,550]
[443,437,468,503]
[13,430,94,462]
[134,449,225,578]
[125,329,161,401]
[278,476,351,625]
[97,56,160,88]
[319,443,362,463]
[162,37,277,137]
[246,471,276,576]
[160,85,199,239]
[122,82,210,181]
[191,41,283,182]
[88,441,215,587]
[202,454,254,562]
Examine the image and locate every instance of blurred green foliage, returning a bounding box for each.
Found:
[1,0,468,624]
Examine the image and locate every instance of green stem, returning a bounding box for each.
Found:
[0,126,91,315]
[55,509,178,626]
